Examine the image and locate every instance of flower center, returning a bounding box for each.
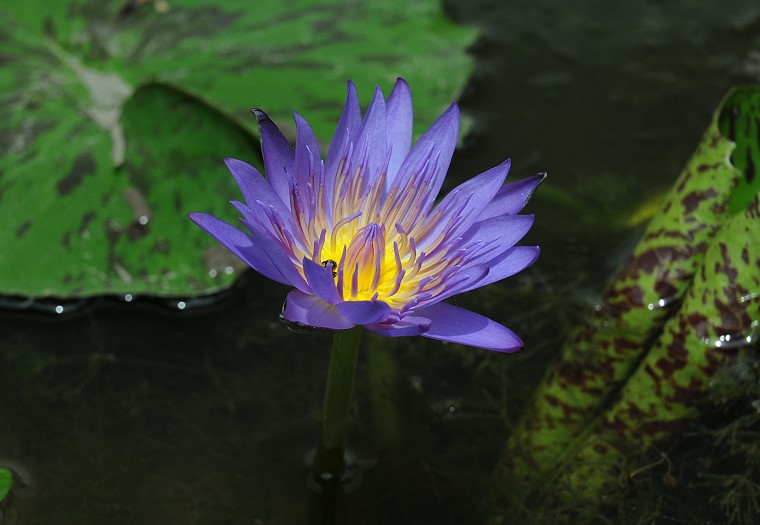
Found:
[310,218,432,309]
[344,223,386,294]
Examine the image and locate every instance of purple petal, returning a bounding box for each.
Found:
[479,173,546,220]
[459,246,540,294]
[385,78,413,188]
[252,109,294,209]
[228,200,262,235]
[335,299,391,325]
[224,158,294,229]
[235,215,311,295]
[188,212,288,285]
[461,214,535,256]
[326,81,361,182]
[293,112,322,189]
[231,201,278,243]
[394,102,459,211]
[351,86,387,185]
[230,200,309,260]
[416,264,490,307]
[281,290,355,330]
[416,159,511,250]
[450,159,511,215]
[365,315,432,337]
[417,302,523,352]
[303,258,342,304]
[224,158,264,206]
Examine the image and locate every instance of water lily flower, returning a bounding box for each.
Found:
[190,79,542,352]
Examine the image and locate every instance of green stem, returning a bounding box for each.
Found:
[314,327,362,480]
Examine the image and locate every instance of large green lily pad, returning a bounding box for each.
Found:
[0,0,475,298]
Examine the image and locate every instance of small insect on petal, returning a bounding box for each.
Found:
[322,259,338,278]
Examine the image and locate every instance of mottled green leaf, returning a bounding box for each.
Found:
[562,193,760,504]
[0,467,10,502]
[719,87,760,214]
[0,0,475,298]
[495,85,760,507]
[0,78,259,298]
[497,86,745,494]
[116,82,259,296]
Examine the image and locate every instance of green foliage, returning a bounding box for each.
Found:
[0,0,475,298]
[0,467,11,502]
[720,87,760,214]
[714,475,760,524]
[493,85,760,521]
[698,360,760,525]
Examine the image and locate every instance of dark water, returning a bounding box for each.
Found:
[2,1,759,523]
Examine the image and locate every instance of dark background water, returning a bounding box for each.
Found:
[2,0,759,523]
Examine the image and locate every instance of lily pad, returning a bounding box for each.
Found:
[0,0,475,299]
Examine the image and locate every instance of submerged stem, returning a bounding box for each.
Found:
[314,327,362,480]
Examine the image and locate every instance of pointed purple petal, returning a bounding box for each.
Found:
[231,199,308,258]
[385,78,413,188]
[417,302,523,352]
[416,264,490,308]
[224,158,294,228]
[326,81,361,181]
[237,218,311,295]
[479,173,546,220]
[394,102,459,211]
[224,158,264,206]
[231,201,277,241]
[335,299,391,325]
[281,290,355,330]
[351,86,387,184]
[449,159,511,215]
[461,214,535,255]
[458,246,540,294]
[252,109,294,209]
[188,212,288,285]
[416,159,511,250]
[365,315,432,337]
[303,258,342,304]
[293,112,322,187]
